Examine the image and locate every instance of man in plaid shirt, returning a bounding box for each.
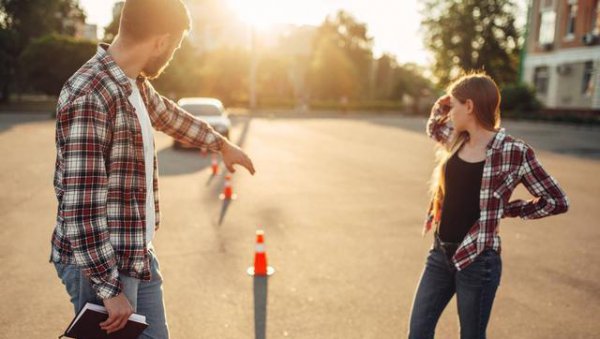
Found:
[49,0,254,336]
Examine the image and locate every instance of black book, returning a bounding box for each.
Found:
[59,302,148,339]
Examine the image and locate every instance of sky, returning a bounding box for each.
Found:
[79,0,526,67]
[224,0,431,64]
[80,0,431,65]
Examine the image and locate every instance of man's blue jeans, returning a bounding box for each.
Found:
[408,247,502,339]
[53,246,169,339]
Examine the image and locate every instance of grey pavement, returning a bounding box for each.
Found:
[0,112,598,338]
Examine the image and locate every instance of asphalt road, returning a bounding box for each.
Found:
[0,112,598,338]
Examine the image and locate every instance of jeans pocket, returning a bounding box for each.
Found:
[459,253,494,285]
[148,250,163,282]
[54,262,82,312]
[53,262,66,277]
[481,253,502,284]
[54,262,78,282]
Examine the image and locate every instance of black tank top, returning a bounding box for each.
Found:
[438,151,485,243]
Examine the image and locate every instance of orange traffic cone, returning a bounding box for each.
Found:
[219,174,237,200]
[247,230,275,276]
[211,154,219,175]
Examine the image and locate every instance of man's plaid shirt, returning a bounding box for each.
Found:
[50,44,225,299]
[423,101,569,271]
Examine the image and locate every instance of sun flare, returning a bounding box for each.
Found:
[225,0,316,29]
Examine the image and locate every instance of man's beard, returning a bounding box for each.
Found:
[141,50,173,80]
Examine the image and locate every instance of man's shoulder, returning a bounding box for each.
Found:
[58,57,121,113]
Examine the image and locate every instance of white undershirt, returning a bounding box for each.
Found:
[127,78,155,245]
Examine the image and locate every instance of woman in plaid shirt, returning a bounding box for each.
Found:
[408,72,569,339]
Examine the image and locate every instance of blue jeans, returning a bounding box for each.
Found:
[53,246,169,339]
[408,247,502,339]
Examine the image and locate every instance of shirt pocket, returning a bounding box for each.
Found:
[492,170,519,201]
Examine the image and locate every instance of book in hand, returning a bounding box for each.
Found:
[59,302,148,339]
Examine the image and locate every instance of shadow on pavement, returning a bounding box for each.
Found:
[206,172,219,186]
[232,116,252,149]
[207,118,253,197]
[253,276,268,339]
[217,198,232,226]
[159,117,254,178]
[157,147,212,176]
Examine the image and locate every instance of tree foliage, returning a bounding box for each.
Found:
[21,34,96,95]
[308,11,373,100]
[421,0,520,86]
[0,0,85,101]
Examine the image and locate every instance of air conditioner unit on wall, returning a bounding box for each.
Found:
[582,32,599,45]
[556,64,572,75]
[541,42,554,51]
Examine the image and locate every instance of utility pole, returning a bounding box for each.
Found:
[518,0,532,84]
[249,25,257,111]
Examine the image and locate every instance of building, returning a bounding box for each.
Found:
[523,0,600,109]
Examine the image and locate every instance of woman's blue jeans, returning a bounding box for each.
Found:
[408,247,502,339]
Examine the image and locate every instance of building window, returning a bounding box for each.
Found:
[595,0,600,34]
[566,1,578,38]
[539,10,556,45]
[534,66,550,95]
[582,61,594,95]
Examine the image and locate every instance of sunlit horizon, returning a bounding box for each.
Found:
[79,0,527,67]
[80,0,433,65]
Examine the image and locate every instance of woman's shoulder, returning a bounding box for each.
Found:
[491,130,537,176]
[497,130,532,154]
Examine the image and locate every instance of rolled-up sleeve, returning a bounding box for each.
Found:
[142,80,225,152]
[504,146,569,219]
[426,101,454,146]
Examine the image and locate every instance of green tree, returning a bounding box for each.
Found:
[421,0,520,86]
[374,54,399,100]
[103,1,122,43]
[0,0,85,101]
[308,36,360,101]
[0,0,84,43]
[0,28,18,102]
[151,39,203,100]
[256,52,295,103]
[197,48,250,105]
[309,10,373,100]
[374,55,431,98]
[393,63,433,113]
[21,34,96,95]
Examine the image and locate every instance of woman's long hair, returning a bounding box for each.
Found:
[429,72,502,225]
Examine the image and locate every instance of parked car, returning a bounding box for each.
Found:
[173,97,231,149]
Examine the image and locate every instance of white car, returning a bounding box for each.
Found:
[174,97,231,148]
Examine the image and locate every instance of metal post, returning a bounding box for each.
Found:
[249,26,257,111]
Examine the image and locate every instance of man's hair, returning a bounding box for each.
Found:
[118,0,191,41]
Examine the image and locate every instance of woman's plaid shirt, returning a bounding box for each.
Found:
[424,102,569,271]
[50,44,225,299]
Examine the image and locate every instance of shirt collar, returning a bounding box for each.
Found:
[487,127,506,150]
[96,43,146,96]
